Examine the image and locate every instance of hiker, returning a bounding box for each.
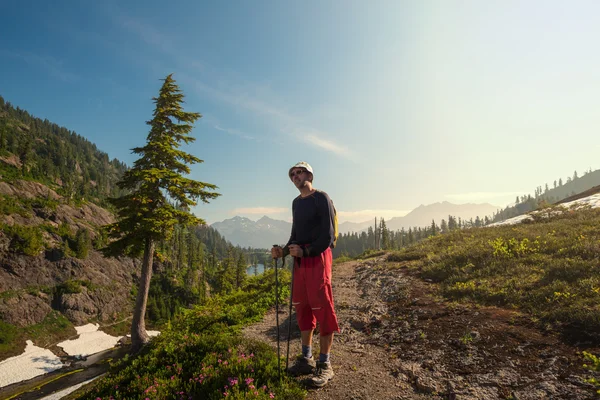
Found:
[271,161,340,388]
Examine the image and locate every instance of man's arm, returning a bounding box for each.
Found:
[303,191,334,257]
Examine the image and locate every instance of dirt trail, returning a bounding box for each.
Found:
[243,256,599,400]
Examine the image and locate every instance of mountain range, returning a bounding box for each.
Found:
[211,201,500,249]
[210,215,292,249]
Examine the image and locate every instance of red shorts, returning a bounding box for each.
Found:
[292,247,340,336]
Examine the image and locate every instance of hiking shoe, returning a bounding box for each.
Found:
[287,356,316,376]
[311,362,334,387]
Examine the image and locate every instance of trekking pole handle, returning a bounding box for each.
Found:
[272,244,281,259]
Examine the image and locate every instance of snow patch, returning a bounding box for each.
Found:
[57,324,121,358]
[0,340,63,388]
[488,193,600,227]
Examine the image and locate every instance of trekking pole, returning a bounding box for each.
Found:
[273,246,282,384]
[285,242,298,372]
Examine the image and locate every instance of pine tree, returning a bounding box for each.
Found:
[440,219,448,233]
[430,219,437,236]
[380,218,390,249]
[102,74,220,352]
[236,252,247,288]
[75,228,91,259]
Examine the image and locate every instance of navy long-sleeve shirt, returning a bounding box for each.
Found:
[285,190,335,257]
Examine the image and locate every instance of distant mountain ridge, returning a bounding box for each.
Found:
[211,201,500,248]
[385,201,499,232]
[210,215,291,249]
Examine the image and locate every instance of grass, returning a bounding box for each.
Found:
[72,268,306,400]
[387,206,600,339]
[0,311,75,360]
[333,255,353,265]
[24,311,75,348]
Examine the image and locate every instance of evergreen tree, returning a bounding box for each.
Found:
[102,74,220,352]
[236,252,247,288]
[448,215,457,231]
[440,219,448,233]
[75,227,91,259]
[380,217,390,249]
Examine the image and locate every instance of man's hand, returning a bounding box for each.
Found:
[271,246,283,259]
[289,244,303,258]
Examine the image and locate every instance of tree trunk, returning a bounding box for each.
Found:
[131,237,154,353]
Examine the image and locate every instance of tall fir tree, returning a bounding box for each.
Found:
[102,74,220,352]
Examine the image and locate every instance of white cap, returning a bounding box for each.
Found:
[289,161,313,178]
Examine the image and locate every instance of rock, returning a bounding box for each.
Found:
[0,293,53,326]
[56,286,132,325]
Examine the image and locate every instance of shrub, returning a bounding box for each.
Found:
[2,224,45,256]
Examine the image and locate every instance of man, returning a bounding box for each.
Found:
[271,161,339,388]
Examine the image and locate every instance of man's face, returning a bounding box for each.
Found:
[289,168,310,188]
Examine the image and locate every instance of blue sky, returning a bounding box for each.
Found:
[1,0,600,224]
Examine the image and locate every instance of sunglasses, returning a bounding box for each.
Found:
[289,169,306,177]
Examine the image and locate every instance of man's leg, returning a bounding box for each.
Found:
[309,249,339,387]
[301,329,313,346]
[319,332,333,355]
[287,266,317,376]
[301,329,314,358]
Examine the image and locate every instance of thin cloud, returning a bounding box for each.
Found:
[444,192,526,202]
[302,134,353,158]
[230,207,289,215]
[1,50,79,82]
[113,14,176,57]
[109,12,355,160]
[213,125,256,141]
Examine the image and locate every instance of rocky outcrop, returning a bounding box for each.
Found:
[0,180,140,328]
[0,293,53,327]
[0,180,60,200]
[55,285,131,325]
[0,250,140,327]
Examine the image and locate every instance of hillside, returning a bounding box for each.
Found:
[490,169,600,223]
[0,95,128,205]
